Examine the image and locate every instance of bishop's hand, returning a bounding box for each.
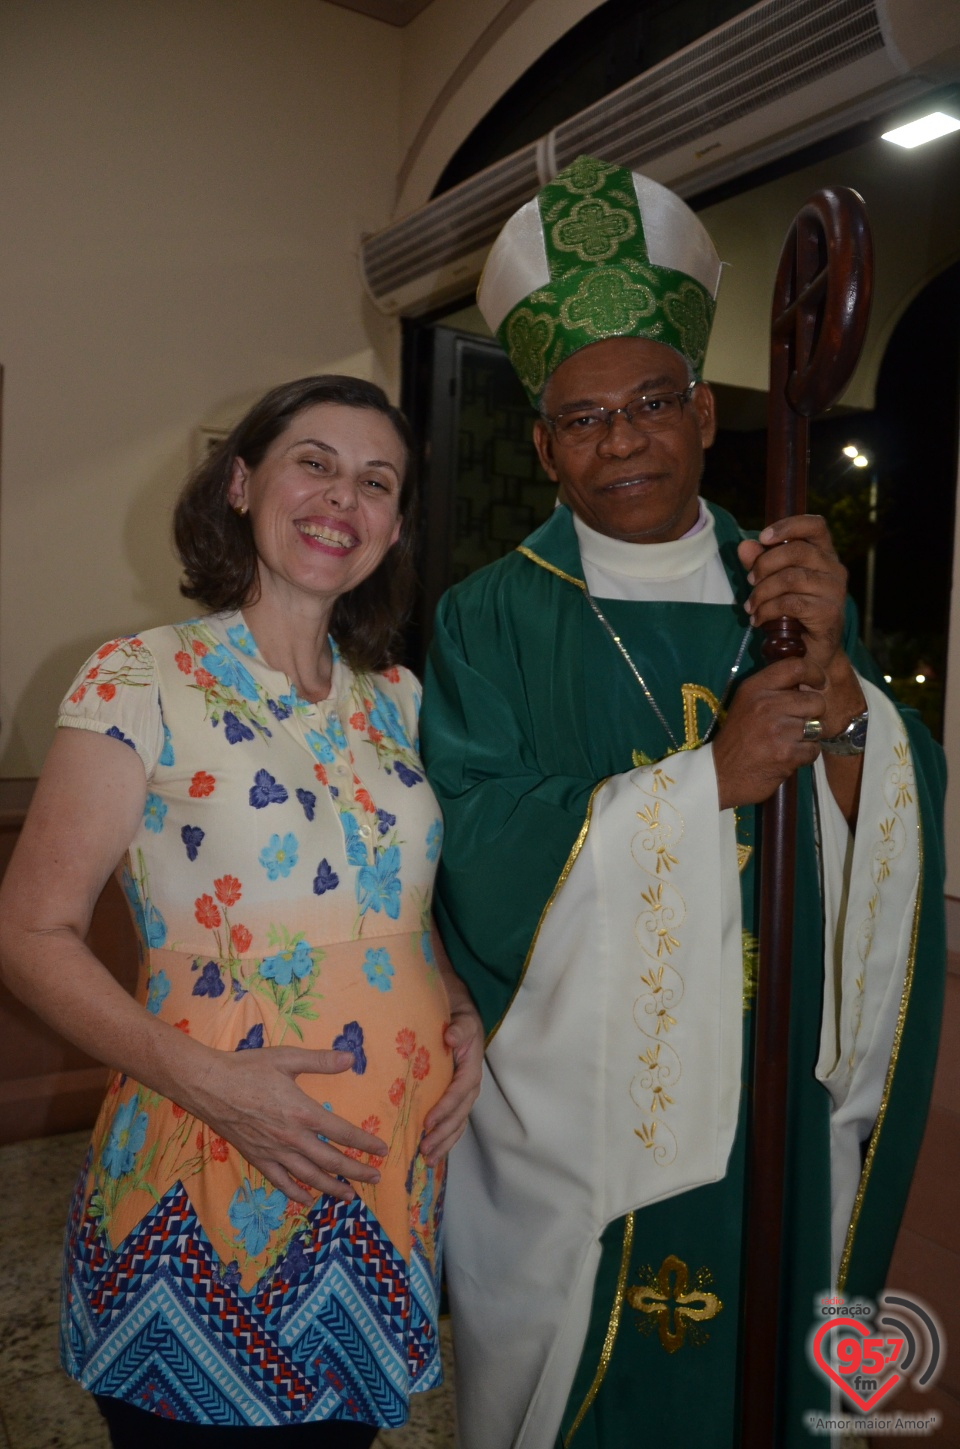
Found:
[712,654,826,809]
[738,513,866,736]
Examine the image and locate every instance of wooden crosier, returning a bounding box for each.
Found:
[740,188,873,1446]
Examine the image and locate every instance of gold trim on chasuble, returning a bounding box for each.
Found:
[484,780,606,1046]
[837,814,923,1291]
[515,546,587,592]
[564,1213,635,1447]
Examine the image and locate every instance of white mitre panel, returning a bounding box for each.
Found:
[477,198,550,334]
[632,173,722,298]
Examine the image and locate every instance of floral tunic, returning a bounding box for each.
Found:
[57,611,451,1428]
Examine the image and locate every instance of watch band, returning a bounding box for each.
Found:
[819,707,868,755]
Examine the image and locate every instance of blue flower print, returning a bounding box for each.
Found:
[159,722,175,767]
[259,832,299,881]
[226,623,257,658]
[369,689,410,749]
[268,696,291,721]
[231,977,248,1002]
[376,808,396,836]
[181,825,204,862]
[106,726,136,750]
[143,794,167,833]
[260,939,314,986]
[362,948,394,993]
[205,644,259,702]
[395,761,424,788]
[341,812,367,867]
[426,819,443,862]
[121,872,167,949]
[228,1180,287,1258]
[280,1236,310,1281]
[219,1259,242,1290]
[102,1095,149,1179]
[223,711,254,745]
[357,845,401,919]
[326,714,348,752]
[421,930,436,970]
[192,960,225,998]
[236,1023,264,1051]
[296,788,316,822]
[305,730,335,765]
[249,770,288,808]
[313,859,339,895]
[332,1021,366,1075]
[146,970,171,1015]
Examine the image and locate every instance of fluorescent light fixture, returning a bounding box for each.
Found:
[842,444,859,458]
[882,112,960,148]
[853,455,869,468]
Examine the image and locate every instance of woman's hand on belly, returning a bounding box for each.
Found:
[185,1045,388,1205]
[419,923,484,1166]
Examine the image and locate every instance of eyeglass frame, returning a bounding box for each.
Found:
[539,381,700,447]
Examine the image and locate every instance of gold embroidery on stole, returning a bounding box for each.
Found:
[627,1254,722,1353]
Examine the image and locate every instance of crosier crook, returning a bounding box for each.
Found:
[740,188,873,1446]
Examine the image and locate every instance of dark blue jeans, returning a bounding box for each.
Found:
[94,1398,379,1449]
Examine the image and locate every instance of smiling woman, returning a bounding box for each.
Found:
[176,375,420,677]
[0,375,483,1447]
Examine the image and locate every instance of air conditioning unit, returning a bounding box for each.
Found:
[360,0,960,317]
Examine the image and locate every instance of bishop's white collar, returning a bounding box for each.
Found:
[572,501,719,581]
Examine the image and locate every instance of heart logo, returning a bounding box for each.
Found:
[812,1318,902,1412]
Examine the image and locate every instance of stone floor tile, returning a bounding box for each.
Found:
[0,1369,109,1449]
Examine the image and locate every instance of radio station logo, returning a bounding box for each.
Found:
[805,1291,944,1437]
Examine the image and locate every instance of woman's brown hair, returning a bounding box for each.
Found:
[174,375,418,672]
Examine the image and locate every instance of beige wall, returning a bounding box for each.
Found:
[0,0,402,776]
[702,134,960,406]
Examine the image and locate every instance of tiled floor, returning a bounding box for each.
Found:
[0,1131,455,1449]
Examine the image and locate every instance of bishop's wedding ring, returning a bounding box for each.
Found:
[802,718,823,743]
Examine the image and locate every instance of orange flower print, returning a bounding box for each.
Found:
[195,668,216,689]
[96,682,116,701]
[129,637,143,647]
[383,667,400,684]
[354,784,376,814]
[195,894,221,929]
[70,686,87,704]
[189,771,215,798]
[171,1102,185,1120]
[349,712,366,730]
[388,1077,405,1107]
[96,642,117,660]
[368,728,383,745]
[230,923,252,955]
[214,875,242,907]
[191,640,207,657]
[412,1046,430,1081]
[361,1115,381,1135]
[173,1019,190,1033]
[314,763,328,786]
[196,1129,204,1151]
[175,650,192,674]
[396,1028,416,1060]
[86,667,99,681]
[210,1136,229,1162]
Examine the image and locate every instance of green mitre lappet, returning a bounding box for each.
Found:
[477,153,724,402]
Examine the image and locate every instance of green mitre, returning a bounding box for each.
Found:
[477,154,723,404]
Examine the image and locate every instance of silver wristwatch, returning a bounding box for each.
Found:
[819,708,868,755]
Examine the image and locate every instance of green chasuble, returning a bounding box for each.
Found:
[421,503,946,1448]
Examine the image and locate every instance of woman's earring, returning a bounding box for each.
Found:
[232,502,248,517]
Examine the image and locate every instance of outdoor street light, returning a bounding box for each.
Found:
[842,444,879,649]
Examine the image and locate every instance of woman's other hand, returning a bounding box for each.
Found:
[419,924,483,1165]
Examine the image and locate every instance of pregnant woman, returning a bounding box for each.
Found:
[0,375,482,1447]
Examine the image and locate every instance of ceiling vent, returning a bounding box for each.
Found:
[360,0,956,315]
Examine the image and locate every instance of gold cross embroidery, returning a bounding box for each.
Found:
[626,1255,722,1353]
